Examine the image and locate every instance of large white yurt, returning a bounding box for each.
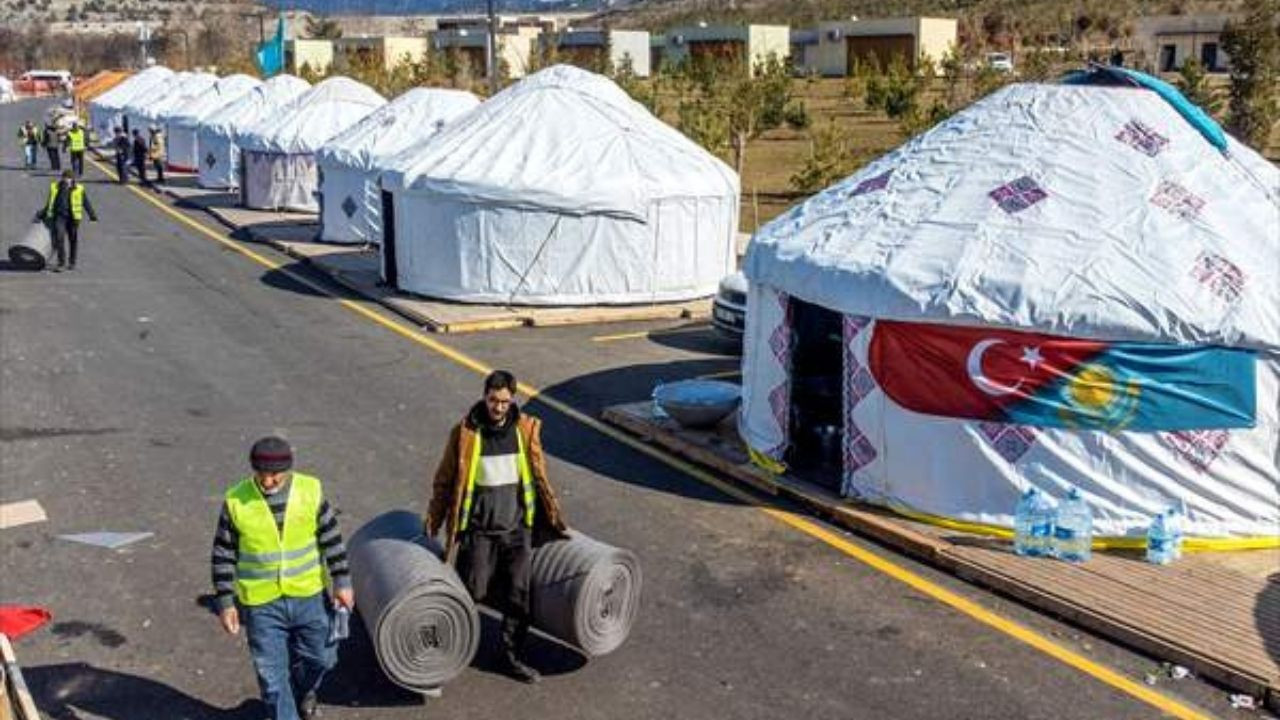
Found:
[89,66,173,138]
[165,74,261,173]
[196,74,310,190]
[738,67,1280,545]
[315,87,479,245]
[140,71,218,137]
[379,65,740,305]
[237,76,385,212]
[120,71,194,137]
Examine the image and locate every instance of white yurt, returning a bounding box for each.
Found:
[89,66,173,138]
[140,71,218,141]
[165,74,261,173]
[316,87,480,245]
[120,71,194,137]
[196,74,311,190]
[237,76,385,212]
[380,65,740,305]
[738,67,1280,546]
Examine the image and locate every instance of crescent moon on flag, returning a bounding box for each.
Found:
[967,339,1025,396]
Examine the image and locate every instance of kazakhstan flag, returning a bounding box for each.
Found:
[256,15,285,78]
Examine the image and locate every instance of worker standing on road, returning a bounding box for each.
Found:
[147,124,166,187]
[131,129,148,185]
[42,119,62,171]
[36,169,97,272]
[111,127,130,184]
[211,437,354,720]
[425,370,569,684]
[17,120,40,169]
[65,120,87,177]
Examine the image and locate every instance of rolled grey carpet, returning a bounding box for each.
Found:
[348,510,479,694]
[8,222,51,270]
[531,531,642,657]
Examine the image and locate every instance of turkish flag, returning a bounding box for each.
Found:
[868,321,1107,421]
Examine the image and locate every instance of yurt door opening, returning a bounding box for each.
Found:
[380,190,398,288]
[787,298,844,491]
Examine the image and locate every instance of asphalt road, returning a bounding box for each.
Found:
[0,97,1258,720]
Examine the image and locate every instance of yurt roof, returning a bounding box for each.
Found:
[380,64,739,221]
[167,74,262,127]
[316,87,480,172]
[743,79,1280,351]
[92,66,173,110]
[200,74,311,138]
[237,76,385,154]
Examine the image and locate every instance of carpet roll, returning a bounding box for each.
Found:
[8,222,51,270]
[348,510,479,694]
[530,531,642,657]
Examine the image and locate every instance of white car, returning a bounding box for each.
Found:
[712,271,748,346]
[986,52,1014,73]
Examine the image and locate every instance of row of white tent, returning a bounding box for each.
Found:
[89,64,741,306]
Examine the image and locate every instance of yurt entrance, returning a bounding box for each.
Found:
[786,298,844,491]
[380,190,398,288]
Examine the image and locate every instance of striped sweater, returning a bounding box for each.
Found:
[210,476,351,610]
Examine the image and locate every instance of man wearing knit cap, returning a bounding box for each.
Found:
[211,437,354,720]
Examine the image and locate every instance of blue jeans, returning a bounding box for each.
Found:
[242,593,336,720]
[23,145,36,167]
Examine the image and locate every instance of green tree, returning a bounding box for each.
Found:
[304,14,342,40]
[675,52,794,177]
[1221,0,1280,150]
[866,55,921,120]
[1174,57,1222,115]
[789,120,862,193]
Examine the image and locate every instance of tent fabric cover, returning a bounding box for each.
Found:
[166,74,261,172]
[348,510,479,693]
[196,74,310,190]
[88,66,173,138]
[133,72,217,131]
[381,65,739,305]
[739,82,1280,539]
[238,77,384,211]
[120,71,195,135]
[316,88,479,245]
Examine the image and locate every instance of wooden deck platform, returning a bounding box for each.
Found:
[602,400,1280,709]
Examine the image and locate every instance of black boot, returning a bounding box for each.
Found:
[500,616,540,684]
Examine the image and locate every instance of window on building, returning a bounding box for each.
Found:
[1159,44,1177,72]
[1200,42,1219,71]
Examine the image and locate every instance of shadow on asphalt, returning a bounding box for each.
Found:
[646,324,742,357]
[530,359,743,505]
[24,662,261,720]
[259,264,330,298]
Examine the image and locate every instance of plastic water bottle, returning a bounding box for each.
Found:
[1146,509,1182,565]
[1014,488,1055,557]
[1053,486,1093,563]
[329,605,350,642]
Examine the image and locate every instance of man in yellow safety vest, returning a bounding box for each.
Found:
[37,169,97,272]
[425,370,569,683]
[211,437,355,720]
[65,120,87,177]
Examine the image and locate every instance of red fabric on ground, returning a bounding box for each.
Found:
[0,605,52,640]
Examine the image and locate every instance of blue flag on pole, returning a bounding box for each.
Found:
[256,15,284,77]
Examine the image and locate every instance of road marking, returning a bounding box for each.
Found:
[0,499,47,530]
[95,156,1214,720]
[591,325,709,343]
[698,370,742,380]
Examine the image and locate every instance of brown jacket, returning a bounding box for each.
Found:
[425,412,568,560]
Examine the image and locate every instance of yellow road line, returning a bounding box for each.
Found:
[698,370,743,380]
[97,157,1214,720]
[591,324,709,343]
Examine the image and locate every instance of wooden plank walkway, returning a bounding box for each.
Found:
[602,400,1280,708]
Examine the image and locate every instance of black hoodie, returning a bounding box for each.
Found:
[465,401,523,534]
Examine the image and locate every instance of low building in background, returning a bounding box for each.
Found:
[333,36,430,71]
[430,25,544,79]
[539,28,651,77]
[663,24,791,76]
[790,29,821,75]
[813,17,957,75]
[286,38,335,75]
[1132,14,1237,73]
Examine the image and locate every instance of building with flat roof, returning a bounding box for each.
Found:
[538,28,651,77]
[431,25,544,79]
[662,24,791,76]
[285,39,334,75]
[332,36,431,71]
[790,29,820,75]
[1133,14,1237,73]
[814,17,957,75]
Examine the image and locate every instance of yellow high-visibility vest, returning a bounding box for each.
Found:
[225,473,324,607]
[45,182,85,222]
[458,431,536,532]
[67,127,86,152]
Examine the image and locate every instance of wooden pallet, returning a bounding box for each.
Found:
[0,634,39,720]
[602,399,1280,709]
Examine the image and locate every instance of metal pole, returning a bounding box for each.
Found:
[486,0,498,94]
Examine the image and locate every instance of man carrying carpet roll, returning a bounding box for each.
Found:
[211,436,355,720]
[426,369,569,684]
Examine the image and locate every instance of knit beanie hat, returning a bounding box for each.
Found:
[249,436,293,472]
